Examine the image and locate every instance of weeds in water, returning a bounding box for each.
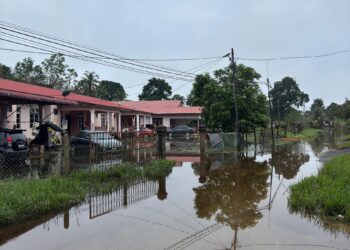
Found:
[0,160,175,227]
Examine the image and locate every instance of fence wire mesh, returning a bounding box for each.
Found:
[0,131,159,180]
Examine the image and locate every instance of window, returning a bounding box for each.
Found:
[101,113,106,127]
[78,112,84,129]
[30,108,39,128]
[16,108,21,129]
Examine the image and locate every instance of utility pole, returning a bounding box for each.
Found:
[267,78,275,149]
[231,48,239,147]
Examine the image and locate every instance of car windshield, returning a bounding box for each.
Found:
[91,133,114,140]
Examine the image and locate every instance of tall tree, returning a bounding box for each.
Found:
[97,80,127,101]
[75,71,99,96]
[41,53,69,89]
[270,77,309,120]
[171,94,185,104]
[187,74,214,106]
[192,64,269,133]
[13,57,45,85]
[0,63,13,79]
[310,98,325,128]
[138,78,172,100]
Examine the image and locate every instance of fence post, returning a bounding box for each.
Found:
[156,125,167,159]
[157,176,167,200]
[62,133,70,174]
[199,125,206,155]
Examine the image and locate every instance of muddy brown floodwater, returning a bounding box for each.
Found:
[0,135,350,250]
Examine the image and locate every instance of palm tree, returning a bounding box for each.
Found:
[76,71,99,96]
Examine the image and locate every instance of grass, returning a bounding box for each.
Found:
[0,159,175,227]
[288,154,350,222]
[336,134,350,149]
[286,128,324,140]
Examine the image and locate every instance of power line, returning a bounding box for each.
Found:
[0,36,194,82]
[122,55,227,62]
[236,49,350,61]
[0,21,198,79]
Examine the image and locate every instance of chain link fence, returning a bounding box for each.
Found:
[0,131,158,180]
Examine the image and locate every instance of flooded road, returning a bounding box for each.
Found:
[1,137,350,250]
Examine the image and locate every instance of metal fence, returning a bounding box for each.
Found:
[0,131,158,180]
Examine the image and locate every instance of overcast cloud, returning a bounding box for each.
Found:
[0,0,349,106]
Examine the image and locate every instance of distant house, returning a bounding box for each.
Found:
[117,100,202,129]
[0,79,203,138]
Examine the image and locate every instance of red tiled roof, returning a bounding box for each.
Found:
[0,79,130,109]
[118,100,202,115]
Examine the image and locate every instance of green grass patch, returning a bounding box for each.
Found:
[286,128,324,140]
[336,134,350,149]
[288,154,350,222]
[0,160,175,227]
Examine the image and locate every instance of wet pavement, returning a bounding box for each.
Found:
[0,135,350,250]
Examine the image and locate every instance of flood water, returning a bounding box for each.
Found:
[1,135,350,250]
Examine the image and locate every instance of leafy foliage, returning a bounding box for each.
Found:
[171,94,185,104]
[97,80,127,101]
[74,71,99,96]
[138,77,172,100]
[188,64,269,132]
[270,77,309,120]
[310,98,325,128]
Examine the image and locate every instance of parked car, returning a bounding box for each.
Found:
[145,124,155,131]
[167,125,195,137]
[70,130,122,151]
[0,128,29,166]
[132,127,156,138]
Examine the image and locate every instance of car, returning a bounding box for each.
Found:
[0,128,29,167]
[167,125,195,137]
[70,130,122,151]
[133,127,156,138]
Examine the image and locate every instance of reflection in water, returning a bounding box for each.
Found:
[89,178,160,219]
[193,153,270,249]
[270,143,310,179]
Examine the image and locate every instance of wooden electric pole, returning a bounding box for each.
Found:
[231,48,239,147]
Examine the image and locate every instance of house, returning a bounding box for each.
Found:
[118,100,202,130]
[0,79,203,138]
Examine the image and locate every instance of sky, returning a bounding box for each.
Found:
[0,0,349,106]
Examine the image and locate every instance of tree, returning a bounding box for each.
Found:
[75,71,100,96]
[270,77,309,120]
[97,80,127,101]
[13,57,45,85]
[64,68,78,90]
[326,102,342,121]
[187,74,214,106]
[0,63,13,79]
[138,78,172,100]
[41,53,70,89]
[191,64,269,133]
[310,98,325,128]
[171,94,185,104]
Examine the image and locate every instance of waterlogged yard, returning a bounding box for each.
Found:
[0,135,350,250]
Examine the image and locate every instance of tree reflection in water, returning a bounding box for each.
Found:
[193,153,270,249]
[270,144,310,179]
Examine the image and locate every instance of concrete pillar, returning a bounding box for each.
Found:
[118,113,122,133]
[136,114,140,132]
[90,110,95,131]
[39,105,43,124]
[62,133,70,174]
[106,112,110,131]
[0,105,8,128]
[156,125,167,159]
[199,125,206,155]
